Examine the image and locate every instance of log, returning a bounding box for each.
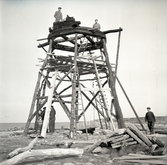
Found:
[86,140,102,153]
[7,137,38,159]
[126,128,147,147]
[126,123,152,147]
[0,148,84,165]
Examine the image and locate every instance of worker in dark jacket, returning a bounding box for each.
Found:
[49,106,56,133]
[145,107,156,134]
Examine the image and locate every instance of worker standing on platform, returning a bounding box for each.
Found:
[92,19,101,43]
[54,7,63,22]
[49,105,56,133]
[145,107,156,134]
[92,19,101,30]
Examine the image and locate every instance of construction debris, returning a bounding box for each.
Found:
[85,123,165,156]
[1,123,166,165]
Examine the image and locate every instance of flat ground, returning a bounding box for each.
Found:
[0,119,167,165]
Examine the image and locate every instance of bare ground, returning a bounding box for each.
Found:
[0,118,167,165]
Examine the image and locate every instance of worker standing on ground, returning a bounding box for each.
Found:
[49,105,56,133]
[92,19,101,30]
[54,7,63,22]
[145,107,156,134]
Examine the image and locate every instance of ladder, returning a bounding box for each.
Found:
[92,81,107,129]
[92,58,115,130]
[76,77,88,140]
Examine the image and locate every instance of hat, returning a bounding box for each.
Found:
[147,107,151,109]
[58,7,62,9]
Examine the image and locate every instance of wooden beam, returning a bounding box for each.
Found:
[86,36,95,45]
[116,77,146,131]
[103,27,123,34]
[126,128,147,147]
[102,39,125,128]
[41,70,58,137]
[78,80,108,120]
[53,34,84,44]
[126,123,152,147]
[24,71,42,136]
[54,92,71,119]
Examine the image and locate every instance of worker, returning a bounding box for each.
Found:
[145,107,156,134]
[54,7,63,22]
[49,105,56,133]
[92,19,101,30]
[41,107,46,122]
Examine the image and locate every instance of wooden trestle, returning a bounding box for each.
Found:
[24,20,125,138]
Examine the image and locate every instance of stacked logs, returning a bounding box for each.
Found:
[86,123,165,153]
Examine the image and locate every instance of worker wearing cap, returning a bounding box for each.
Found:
[54,7,63,22]
[92,19,101,30]
[145,107,156,134]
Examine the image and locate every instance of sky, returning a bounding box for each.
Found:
[0,0,167,123]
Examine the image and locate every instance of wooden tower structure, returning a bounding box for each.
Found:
[24,17,126,138]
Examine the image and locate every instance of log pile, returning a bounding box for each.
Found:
[85,123,165,155]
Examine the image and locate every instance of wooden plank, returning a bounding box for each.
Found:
[126,123,152,146]
[41,70,58,137]
[126,128,147,147]
[113,154,167,160]
[102,39,125,128]
[103,128,126,138]
[76,87,111,91]
[147,136,165,147]
[129,153,167,158]
[111,134,130,143]
[112,141,137,149]
[111,138,134,146]
[54,34,84,44]
[24,71,42,135]
[120,159,167,164]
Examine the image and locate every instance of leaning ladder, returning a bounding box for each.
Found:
[76,75,88,139]
[92,58,115,130]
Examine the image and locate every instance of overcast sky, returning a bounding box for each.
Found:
[0,0,167,123]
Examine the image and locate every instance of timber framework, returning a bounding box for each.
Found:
[24,16,128,138]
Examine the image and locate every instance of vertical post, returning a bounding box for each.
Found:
[102,39,125,128]
[34,94,40,131]
[114,28,122,84]
[110,28,121,127]
[69,33,78,138]
[41,70,58,137]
